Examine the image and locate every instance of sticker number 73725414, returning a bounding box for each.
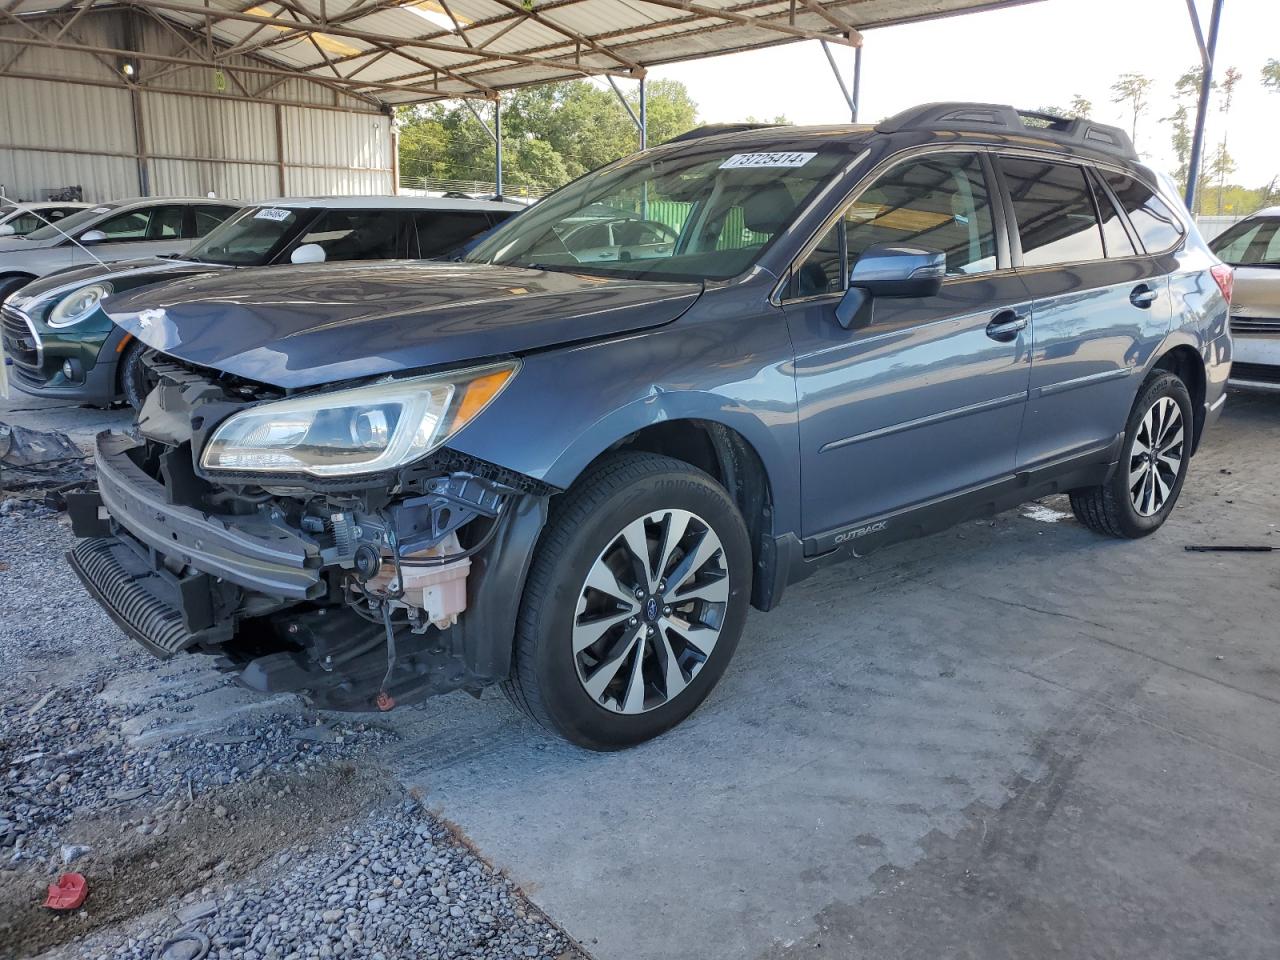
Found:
[719,152,817,170]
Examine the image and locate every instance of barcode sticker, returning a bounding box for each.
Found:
[719,152,816,170]
[255,207,293,222]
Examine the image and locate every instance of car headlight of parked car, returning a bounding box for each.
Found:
[47,282,113,328]
[200,361,518,477]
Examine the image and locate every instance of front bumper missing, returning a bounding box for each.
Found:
[90,431,322,600]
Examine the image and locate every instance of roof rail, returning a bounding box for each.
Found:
[666,122,781,144]
[875,102,1137,160]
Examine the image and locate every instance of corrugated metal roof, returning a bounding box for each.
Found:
[7,0,1042,105]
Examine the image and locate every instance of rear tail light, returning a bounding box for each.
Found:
[1211,263,1234,304]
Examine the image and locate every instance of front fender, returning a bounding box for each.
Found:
[447,296,804,535]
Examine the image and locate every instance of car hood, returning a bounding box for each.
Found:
[16,258,225,304]
[104,260,703,389]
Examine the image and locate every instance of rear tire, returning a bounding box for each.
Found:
[119,340,155,410]
[503,453,752,750]
[1070,371,1193,539]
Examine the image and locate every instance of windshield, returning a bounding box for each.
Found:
[1210,216,1280,267]
[25,204,117,242]
[467,143,850,281]
[185,205,302,265]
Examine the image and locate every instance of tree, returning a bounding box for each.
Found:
[1069,95,1093,119]
[396,79,700,195]
[1263,58,1280,93]
[1164,66,1206,199]
[1110,72,1153,148]
[1213,67,1243,214]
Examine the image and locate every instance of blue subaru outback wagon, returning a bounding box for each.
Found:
[69,103,1232,748]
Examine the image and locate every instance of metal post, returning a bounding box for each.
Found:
[130,86,150,197]
[851,44,862,123]
[1185,0,1223,213]
[638,76,647,150]
[494,97,503,198]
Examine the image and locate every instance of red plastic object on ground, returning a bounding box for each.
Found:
[43,873,88,911]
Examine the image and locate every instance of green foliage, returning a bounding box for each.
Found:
[1110,72,1154,146]
[396,80,699,195]
[1263,58,1280,93]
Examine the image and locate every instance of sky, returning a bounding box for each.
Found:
[649,0,1279,187]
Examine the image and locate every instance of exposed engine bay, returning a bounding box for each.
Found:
[67,355,553,711]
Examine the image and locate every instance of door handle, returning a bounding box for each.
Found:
[1130,284,1159,308]
[986,309,1028,343]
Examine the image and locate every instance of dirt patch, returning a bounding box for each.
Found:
[3,761,397,959]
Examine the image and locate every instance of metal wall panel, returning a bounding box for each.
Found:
[0,149,137,203]
[0,10,390,202]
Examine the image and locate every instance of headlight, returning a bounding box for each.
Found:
[200,361,518,477]
[48,282,113,328]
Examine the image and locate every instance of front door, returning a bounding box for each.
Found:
[781,151,1033,550]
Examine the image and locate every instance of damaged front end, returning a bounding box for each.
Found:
[66,355,552,711]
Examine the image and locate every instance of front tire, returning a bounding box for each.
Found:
[1070,371,1193,538]
[504,453,752,750]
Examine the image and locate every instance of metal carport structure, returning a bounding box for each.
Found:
[0,1,1227,207]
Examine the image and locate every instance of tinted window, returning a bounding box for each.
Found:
[844,152,997,276]
[417,211,506,258]
[148,205,186,240]
[1102,172,1184,253]
[1209,217,1280,267]
[193,205,238,238]
[94,210,150,242]
[4,213,42,236]
[1092,173,1138,258]
[295,210,404,261]
[795,222,843,297]
[1001,158,1106,266]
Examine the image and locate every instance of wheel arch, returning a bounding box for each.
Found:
[1150,341,1207,454]
[556,410,788,612]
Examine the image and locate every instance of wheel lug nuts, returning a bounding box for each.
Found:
[634,588,644,599]
[629,616,638,625]
[663,606,671,616]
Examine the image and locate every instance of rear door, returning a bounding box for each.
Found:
[782,150,1034,546]
[414,209,496,259]
[999,156,1172,468]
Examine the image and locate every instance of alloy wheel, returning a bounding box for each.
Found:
[1128,396,1184,517]
[572,509,729,714]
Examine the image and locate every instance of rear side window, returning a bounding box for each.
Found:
[1102,173,1185,253]
[415,211,494,258]
[193,205,238,238]
[1000,158,1105,267]
[148,205,186,240]
[1090,173,1138,258]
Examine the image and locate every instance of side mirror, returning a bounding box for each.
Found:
[79,229,107,244]
[290,243,326,264]
[0,224,14,237]
[835,244,946,329]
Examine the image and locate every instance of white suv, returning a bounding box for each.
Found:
[1209,207,1280,391]
[0,197,239,300]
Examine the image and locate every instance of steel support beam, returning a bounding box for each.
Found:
[821,37,860,121]
[464,97,503,196]
[1184,0,1223,212]
[607,75,647,150]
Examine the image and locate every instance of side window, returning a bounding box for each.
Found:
[844,153,997,276]
[1091,172,1138,258]
[6,213,42,235]
[416,211,498,258]
[791,152,996,298]
[294,210,403,261]
[1102,172,1185,254]
[148,205,186,240]
[193,205,238,238]
[90,210,150,242]
[1001,158,1106,267]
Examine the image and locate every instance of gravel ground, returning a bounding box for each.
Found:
[0,507,584,960]
[62,796,575,960]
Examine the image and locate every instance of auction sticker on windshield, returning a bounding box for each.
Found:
[255,208,293,222]
[719,152,816,169]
